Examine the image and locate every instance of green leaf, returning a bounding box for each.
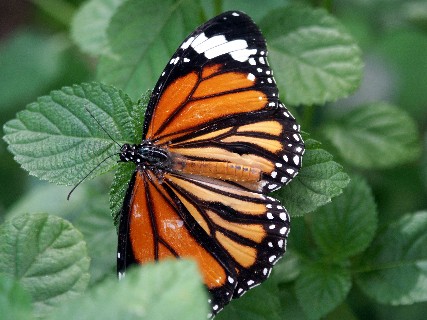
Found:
[97,0,203,100]
[322,102,421,169]
[275,135,350,216]
[73,196,117,285]
[5,180,116,287]
[71,0,125,56]
[311,175,378,260]
[295,263,352,320]
[0,275,32,320]
[3,82,135,185]
[276,284,307,320]
[0,213,90,318]
[356,211,427,305]
[271,249,302,283]
[260,5,363,105]
[376,29,427,118]
[48,260,209,320]
[0,30,63,110]
[216,277,281,320]
[110,162,135,226]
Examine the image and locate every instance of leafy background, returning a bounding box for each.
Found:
[1,0,427,319]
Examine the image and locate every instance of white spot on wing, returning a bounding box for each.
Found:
[181,36,195,49]
[192,32,256,62]
[231,48,257,62]
[191,33,208,48]
[247,73,255,81]
[194,35,227,53]
[280,212,287,221]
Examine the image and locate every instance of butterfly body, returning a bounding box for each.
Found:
[119,143,171,169]
[117,11,304,317]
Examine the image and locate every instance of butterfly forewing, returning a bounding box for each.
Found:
[117,11,305,317]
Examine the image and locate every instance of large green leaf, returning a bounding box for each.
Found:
[275,135,350,216]
[260,5,363,105]
[3,83,135,185]
[97,0,202,100]
[356,211,427,305]
[48,260,209,320]
[295,263,352,320]
[0,275,32,320]
[0,213,90,318]
[322,102,421,169]
[311,175,377,260]
[71,0,125,56]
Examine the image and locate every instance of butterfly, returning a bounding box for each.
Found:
[116,11,304,317]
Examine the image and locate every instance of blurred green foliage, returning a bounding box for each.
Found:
[1,0,427,319]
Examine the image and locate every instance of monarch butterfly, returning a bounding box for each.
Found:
[116,11,304,317]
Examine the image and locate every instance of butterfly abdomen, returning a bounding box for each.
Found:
[174,159,262,182]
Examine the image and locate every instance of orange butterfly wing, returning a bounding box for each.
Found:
[117,11,304,317]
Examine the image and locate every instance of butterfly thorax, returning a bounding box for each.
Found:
[119,143,170,169]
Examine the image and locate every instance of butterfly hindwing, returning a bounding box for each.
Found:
[162,173,291,296]
[118,170,237,313]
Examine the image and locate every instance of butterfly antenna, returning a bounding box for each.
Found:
[85,106,122,148]
[67,152,119,200]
